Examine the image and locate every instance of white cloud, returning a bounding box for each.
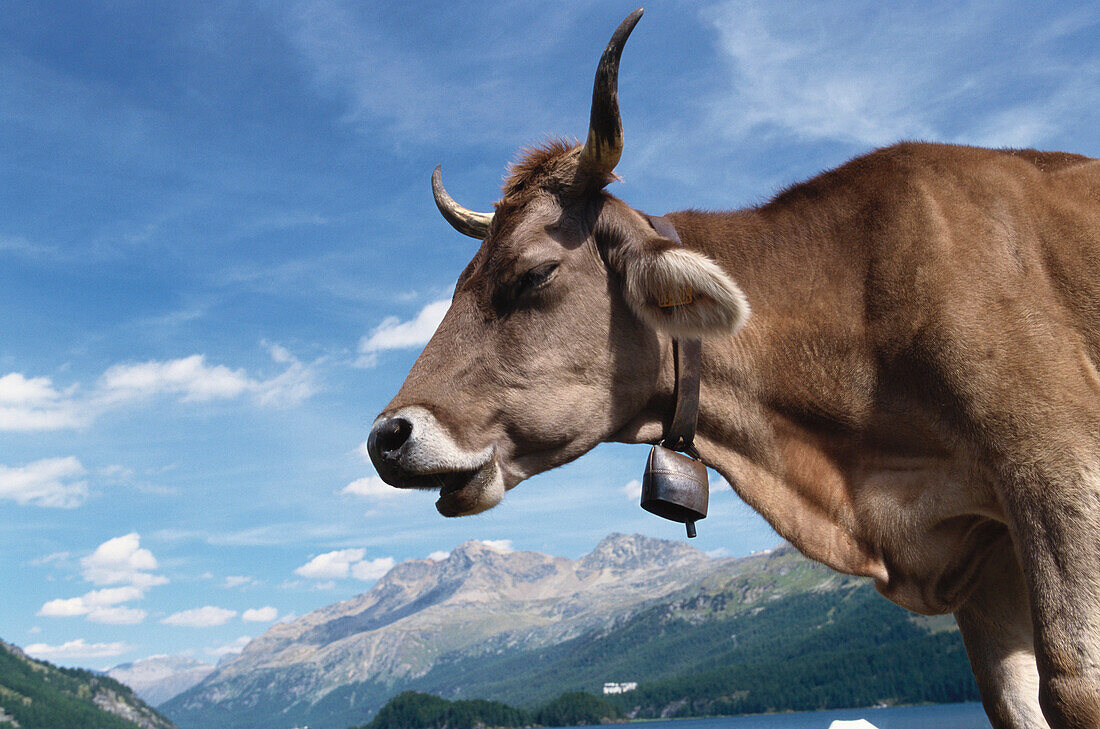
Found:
[98,464,134,479]
[704,1,935,147]
[703,1,1100,150]
[253,343,319,407]
[356,299,449,366]
[83,586,145,605]
[205,636,251,657]
[427,551,450,561]
[621,479,642,501]
[95,350,318,408]
[294,548,394,582]
[478,539,513,553]
[242,606,279,622]
[87,606,147,625]
[154,520,355,548]
[285,3,486,141]
[39,586,145,618]
[267,342,295,364]
[98,355,254,403]
[0,346,319,433]
[0,234,59,259]
[162,606,238,628]
[37,597,87,617]
[38,536,164,625]
[25,639,131,660]
[341,475,398,499]
[224,575,258,589]
[29,551,71,567]
[0,372,63,404]
[0,404,82,430]
[95,463,176,497]
[294,548,365,579]
[0,456,88,508]
[0,373,84,431]
[351,557,395,581]
[280,1,584,147]
[81,533,166,587]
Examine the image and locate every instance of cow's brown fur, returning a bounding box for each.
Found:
[501,140,586,200]
[378,139,1100,729]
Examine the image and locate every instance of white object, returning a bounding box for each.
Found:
[828,721,879,729]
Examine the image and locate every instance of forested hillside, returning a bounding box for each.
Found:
[356,690,620,729]
[403,582,977,716]
[0,639,175,729]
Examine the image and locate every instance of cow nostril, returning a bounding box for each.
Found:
[374,417,412,455]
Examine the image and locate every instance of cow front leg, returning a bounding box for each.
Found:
[1001,459,1100,729]
[932,371,1100,724]
[926,303,1100,728]
[955,538,1049,729]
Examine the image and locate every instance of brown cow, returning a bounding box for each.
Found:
[367,10,1100,729]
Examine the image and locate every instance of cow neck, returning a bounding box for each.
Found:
[645,214,702,458]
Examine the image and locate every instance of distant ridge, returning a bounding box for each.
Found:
[107,656,213,707]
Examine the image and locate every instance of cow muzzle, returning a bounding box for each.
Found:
[366,406,503,517]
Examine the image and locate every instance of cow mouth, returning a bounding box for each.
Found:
[377,460,500,517]
[434,460,500,517]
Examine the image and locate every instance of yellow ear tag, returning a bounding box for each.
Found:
[657,289,694,308]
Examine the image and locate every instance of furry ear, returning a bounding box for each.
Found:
[613,238,750,338]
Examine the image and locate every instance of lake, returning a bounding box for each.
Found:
[567,703,992,729]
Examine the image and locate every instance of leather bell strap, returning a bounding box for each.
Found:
[645,214,702,455]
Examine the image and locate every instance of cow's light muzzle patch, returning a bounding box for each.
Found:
[368,406,503,517]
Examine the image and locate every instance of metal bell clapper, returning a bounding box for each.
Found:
[640,444,709,538]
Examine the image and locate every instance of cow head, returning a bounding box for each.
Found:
[367,9,749,517]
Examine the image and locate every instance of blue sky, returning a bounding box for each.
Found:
[2,0,1097,670]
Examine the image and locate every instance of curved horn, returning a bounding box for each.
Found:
[577,8,643,178]
[432,165,493,239]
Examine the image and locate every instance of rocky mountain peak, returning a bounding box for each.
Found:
[579,532,706,572]
[446,540,513,562]
[433,541,563,584]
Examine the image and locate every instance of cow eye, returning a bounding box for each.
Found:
[517,263,558,295]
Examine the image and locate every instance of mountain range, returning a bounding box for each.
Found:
[157,534,978,729]
[164,534,721,727]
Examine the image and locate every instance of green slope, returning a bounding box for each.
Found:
[0,639,176,729]
[405,583,976,714]
[601,584,977,717]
